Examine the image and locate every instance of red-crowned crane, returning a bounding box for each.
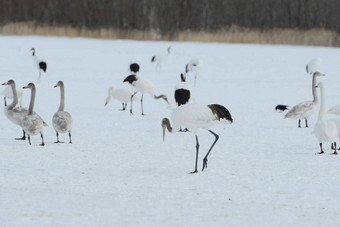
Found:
[30,48,47,83]
[162,103,233,173]
[151,46,171,71]
[123,74,168,115]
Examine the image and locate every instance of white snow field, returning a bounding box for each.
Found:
[1,36,340,226]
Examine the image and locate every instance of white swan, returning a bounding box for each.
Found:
[312,82,338,154]
[1,85,24,107]
[327,105,340,116]
[105,86,138,111]
[53,81,73,143]
[21,83,47,146]
[285,72,325,128]
[2,80,27,140]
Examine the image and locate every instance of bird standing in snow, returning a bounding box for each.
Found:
[21,83,48,146]
[185,58,203,87]
[53,81,73,143]
[312,82,338,154]
[2,80,27,140]
[105,86,138,111]
[151,46,171,71]
[30,48,47,83]
[162,103,233,173]
[285,72,324,128]
[123,74,168,115]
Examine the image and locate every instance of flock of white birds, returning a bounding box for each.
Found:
[2,44,340,174]
[2,48,72,147]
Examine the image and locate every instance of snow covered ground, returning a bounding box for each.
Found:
[1,35,340,226]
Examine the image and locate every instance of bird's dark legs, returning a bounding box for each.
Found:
[40,133,45,146]
[190,135,199,174]
[130,92,137,114]
[28,135,31,145]
[331,142,337,155]
[298,120,301,128]
[121,103,127,111]
[141,94,145,115]
[15,130,26,140]
[305,119,308,128]
[69,132,72,144]
[4,97,7,107]
[317,142,324,154]
[54,132,64,143]
[202,130,219,171]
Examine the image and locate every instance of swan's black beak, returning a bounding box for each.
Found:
[2,82,8,85]
[54,85,58,88]
[22,85,28,89]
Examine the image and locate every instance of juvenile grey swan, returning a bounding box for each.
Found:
[2,80,27,140]
[21,83,47,146]
[285,72,325,128]
[53,81,73,143]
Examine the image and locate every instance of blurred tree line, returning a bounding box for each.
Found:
[0,0,339,36]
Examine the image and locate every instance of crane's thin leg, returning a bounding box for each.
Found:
[121,103,126,111]
[40,133,45,146]
[317,142,324,154]
[298,120,301,128]
[305,119,308,128]
[331,142,337,155]
[190,135,199,174]
[28,135,31,145]
[4,97,7,107]
[194,72,197,87]
[69,132,72,144]
[54,132,64,143]
[202,130,219,171]
[141,94,145,115]
[130,92,137,115]
[15,130,26,140]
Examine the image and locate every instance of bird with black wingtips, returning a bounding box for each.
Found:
[123,74,168,115]
[30,48,47,83]
[161,102,233,173]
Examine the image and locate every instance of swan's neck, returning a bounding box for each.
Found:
[318,85,325,120]
[312,73,318,102]
[7,83,18,110]
[28,86,36,115]
[58,84,65,111]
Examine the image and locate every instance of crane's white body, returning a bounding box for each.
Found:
[151,47,170,71]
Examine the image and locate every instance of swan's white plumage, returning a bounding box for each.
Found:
[105,86,138,106]
[327,105,340,115]
[312,82,338,153]
[285,72,324,126]
[1,86,24,107]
